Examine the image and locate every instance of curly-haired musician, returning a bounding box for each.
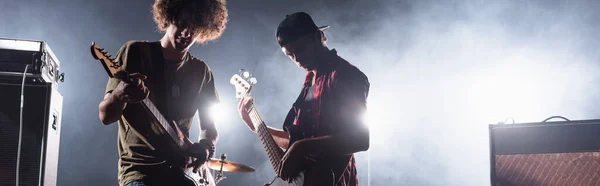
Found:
[98,0,228,185]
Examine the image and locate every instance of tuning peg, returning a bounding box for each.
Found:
[239,69,249,77]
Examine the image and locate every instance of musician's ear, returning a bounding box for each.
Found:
[314,30,326,46]
[320,30,327,44]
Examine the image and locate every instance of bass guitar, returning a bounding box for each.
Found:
[230,69,335,186]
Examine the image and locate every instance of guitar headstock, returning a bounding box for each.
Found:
[90,42,121,78]
[229,69,257,99]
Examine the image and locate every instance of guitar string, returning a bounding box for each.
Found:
[247,98,313,185]
[248,103,274,157]
[242,86,288,180]
[255,106,283,168]
[249,107,277,166]
[143,99,184,147]
[248,103,283,173]
[253,105,284,159]
[258,111,284,163]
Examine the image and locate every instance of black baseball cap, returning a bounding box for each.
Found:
[276,12,329,46]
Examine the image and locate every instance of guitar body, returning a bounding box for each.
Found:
[268,167,335,186]
[179,162,216,186]
[267,125,336,186]
[160,161,214,186]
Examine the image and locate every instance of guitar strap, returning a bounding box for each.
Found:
[149,42,170,120]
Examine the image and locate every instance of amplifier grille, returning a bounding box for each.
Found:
[0,83,49,185]
[495,152,600,185]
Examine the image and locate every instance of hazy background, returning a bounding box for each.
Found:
[2,0,600,185]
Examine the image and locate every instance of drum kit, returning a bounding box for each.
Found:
[207,153,255,184]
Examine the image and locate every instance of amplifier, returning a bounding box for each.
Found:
[0,38,64,85]
[489,117,600,186]
[0,80,63,186]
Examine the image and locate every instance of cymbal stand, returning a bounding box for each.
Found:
[214,153,227,184]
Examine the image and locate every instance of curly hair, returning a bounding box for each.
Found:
[152,0,228,43]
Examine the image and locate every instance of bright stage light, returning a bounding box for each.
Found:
[209,103,226,123]
[362,111,370,128]
[362,102,380,131]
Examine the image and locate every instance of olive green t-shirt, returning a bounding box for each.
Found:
[104,40,219,186]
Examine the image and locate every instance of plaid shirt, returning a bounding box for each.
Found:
[283,49,370,186]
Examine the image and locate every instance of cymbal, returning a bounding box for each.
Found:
[207,158,255,173]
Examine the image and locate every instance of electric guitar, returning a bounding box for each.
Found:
[90,42,215,186]
[230,70,335,186]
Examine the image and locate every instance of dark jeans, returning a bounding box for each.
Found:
[123,174,192,186]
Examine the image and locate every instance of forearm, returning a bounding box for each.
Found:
[298,128,369,156]
[199,125,218,144]
[266,126,290,149]
[98,93,127,125]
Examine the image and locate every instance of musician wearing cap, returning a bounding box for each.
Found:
[238,12,370,185]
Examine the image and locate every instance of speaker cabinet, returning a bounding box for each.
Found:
[0,79,62,186]
[489,118,600,186]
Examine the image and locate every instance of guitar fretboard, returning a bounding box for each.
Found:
[141,98,188,147]
[247,102,285,172]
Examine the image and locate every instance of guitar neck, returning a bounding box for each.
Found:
[141,98,189,148]
[247,103,285,171]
